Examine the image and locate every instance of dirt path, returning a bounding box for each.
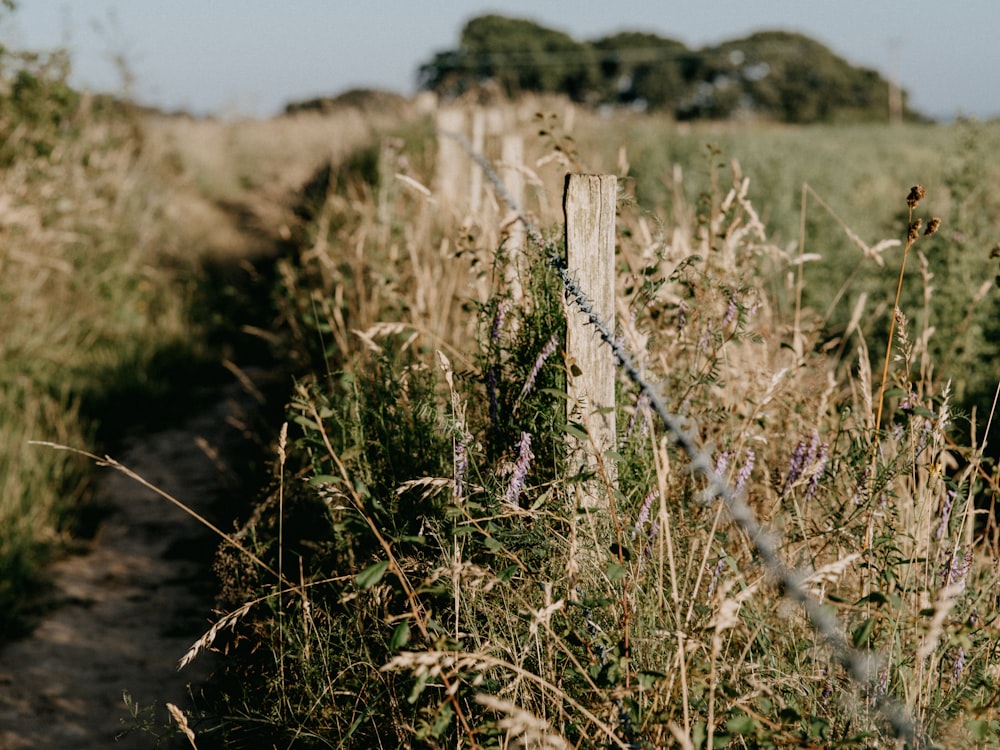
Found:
[0,373,265,749]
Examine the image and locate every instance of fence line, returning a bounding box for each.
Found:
[438,125,921,744]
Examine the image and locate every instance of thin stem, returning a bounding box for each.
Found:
[873,205,914,442]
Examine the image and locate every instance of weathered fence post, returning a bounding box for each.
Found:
[469,108,486,215]
[501,134,525,302]
[434,107,467,214]
[563,174,617,509]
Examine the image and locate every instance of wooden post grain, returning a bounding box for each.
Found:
[563,174,617,508]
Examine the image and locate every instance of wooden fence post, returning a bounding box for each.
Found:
[434,107,467,214]
[501,134,525,303]
[563,174,617,509]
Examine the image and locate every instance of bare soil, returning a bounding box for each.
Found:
[0,365,267,749]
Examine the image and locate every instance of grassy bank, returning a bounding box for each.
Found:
[0,75,209,633]
[171,103,1000,748]
[6,43,1000,744]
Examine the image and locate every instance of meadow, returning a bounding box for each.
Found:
[4,70,1000,748]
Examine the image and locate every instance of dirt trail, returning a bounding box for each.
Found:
[0,108,381,748]
[0,181,284,747]
[0,374,265,749]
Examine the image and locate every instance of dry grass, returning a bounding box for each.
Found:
[169,97,1000,749]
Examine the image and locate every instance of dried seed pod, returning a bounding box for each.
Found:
[907,185,926,208]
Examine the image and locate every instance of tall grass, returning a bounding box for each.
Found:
[0,55,226,635]
[178,102,1000,749]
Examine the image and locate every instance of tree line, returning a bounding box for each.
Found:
[419,15,915,124]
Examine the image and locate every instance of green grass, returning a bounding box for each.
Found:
[179,107,1000,748]
[0,68,233,635]
[8,39,1000,745]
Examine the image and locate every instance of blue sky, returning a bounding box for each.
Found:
[5,1,997,119]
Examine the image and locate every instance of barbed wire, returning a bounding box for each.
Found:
[440,127,922,745]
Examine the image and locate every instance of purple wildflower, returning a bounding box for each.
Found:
[851,466,871,505]
[735,447,755,492]
[872,666,889,706]
[519,333,559,400]
[899,390,916,411]
[632,490,658,540]
[782,432,817,496]
[698,328,711,351]
[647,520,660,545]
[805,442,829,502]
[941,546,973,590]
[503,432,534,507]
[714,451,732,478]
[491,299,509,342]
[723,297,738,329]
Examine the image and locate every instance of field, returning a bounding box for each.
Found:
[3,72,1000,748]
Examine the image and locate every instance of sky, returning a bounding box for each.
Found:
[4,1,998,120]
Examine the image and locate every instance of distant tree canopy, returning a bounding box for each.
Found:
[418,15,913,123]
[419,15,600,102]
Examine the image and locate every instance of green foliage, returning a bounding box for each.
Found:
[0,47,81,162]
[204,118,1000,749]
[591,31,690,111]
[418,14,908,123]
[679,31,898,122]
[420,14,600,102]
[0,28,239,637]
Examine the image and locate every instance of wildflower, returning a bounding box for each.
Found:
[503,431,534,507]
[871,666,890,706]
[646,520,660,546]
[714,450,732,478]
[907,218,922,242]
[632,489,658,540]
[698,328,711,351]
[706,557,726,599]
[735,447,755,493]
[899,390,916,411]
[722,297,738,329]
[925,217,941,236]
[490,299,509,342]
[940,546,973,590]
[676,302,688,331]
[805,442,829,502]
[906,185,926,208]
[782,432,818,496]
[519,333,558,400]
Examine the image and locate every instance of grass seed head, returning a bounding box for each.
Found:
[906,184,926,208]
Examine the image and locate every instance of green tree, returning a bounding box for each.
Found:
[590,31,690,110]
[678,31,901,123]
[418,14,599,101]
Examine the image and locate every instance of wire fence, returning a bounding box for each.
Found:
[440,126,922,745]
